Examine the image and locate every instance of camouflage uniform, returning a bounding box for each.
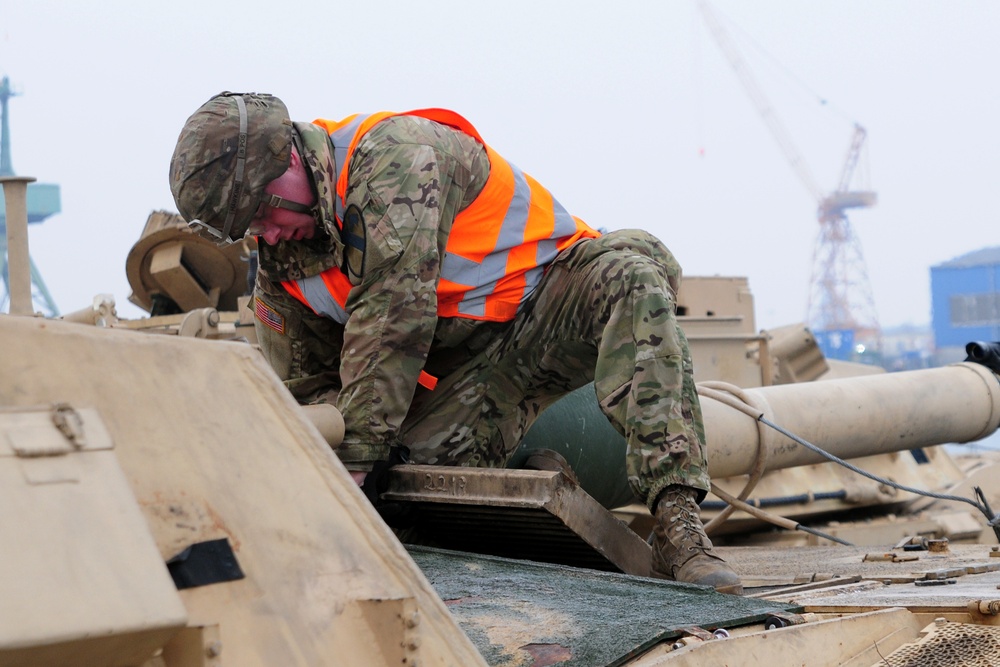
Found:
[253,115,709,509]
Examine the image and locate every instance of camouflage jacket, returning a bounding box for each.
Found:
[256,115,491,466]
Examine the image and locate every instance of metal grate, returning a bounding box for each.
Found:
[876,620,1000,667]
[383,465,651,575]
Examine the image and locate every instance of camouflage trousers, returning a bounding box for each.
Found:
[396,229,710,509]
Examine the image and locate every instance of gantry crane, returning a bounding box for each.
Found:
[697,1,881,358]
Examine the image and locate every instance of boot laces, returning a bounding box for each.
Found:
[666,494,709,555]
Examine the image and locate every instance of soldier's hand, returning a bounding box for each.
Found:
[358,446,413,528]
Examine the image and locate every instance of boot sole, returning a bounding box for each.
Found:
[714,583,744,596]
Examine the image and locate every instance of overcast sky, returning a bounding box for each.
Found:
[1,0,997,331]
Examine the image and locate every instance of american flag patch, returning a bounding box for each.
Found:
[254,298,285,334]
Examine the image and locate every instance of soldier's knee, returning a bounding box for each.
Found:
[599,230,681,283]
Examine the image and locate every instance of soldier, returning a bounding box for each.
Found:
[169,92,742,595]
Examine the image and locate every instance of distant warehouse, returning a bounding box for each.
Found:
[932,246,1000,364]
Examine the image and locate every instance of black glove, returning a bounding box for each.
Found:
[360,444,413,527]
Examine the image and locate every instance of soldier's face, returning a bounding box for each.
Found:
[250,147,317,245]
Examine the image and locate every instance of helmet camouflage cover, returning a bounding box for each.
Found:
[169,92,293,244]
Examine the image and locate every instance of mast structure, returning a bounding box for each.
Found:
[0,76,16,177]
[0,75,61,316]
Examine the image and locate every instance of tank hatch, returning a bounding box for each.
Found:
[383,465,651,575]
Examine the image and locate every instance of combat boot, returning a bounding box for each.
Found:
[651,485,743,595]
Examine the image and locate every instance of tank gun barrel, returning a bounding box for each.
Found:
[519,361,1000,509]
[703,362,1000,478]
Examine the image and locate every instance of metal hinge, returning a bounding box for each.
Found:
[1,404,111,458]
[51,403,87,449]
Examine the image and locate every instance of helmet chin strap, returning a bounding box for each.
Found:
[260,193,311,213]
[220,95,249,244]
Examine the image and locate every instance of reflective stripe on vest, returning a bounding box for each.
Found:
[437,144,592,319]
[282,266,353,325]
[284,109,599,322]
[318,112,385,222]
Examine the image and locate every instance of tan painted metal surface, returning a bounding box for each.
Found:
[704,447,970,539]
[0,176,35,316]
[0,406,188,666]
[300,403,345,448]
[703,362,1000,479]
[0,316,485,666]
[59,294,119,327]
[126,211,254,314]
[628,607,923,666]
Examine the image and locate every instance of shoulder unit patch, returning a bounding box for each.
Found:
[342,203,366,284]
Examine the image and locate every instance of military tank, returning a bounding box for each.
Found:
[4,188,1000,666]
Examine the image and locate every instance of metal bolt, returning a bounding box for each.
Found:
[205,640,222,658]
[670,637,702,650]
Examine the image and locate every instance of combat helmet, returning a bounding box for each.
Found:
[169,92,309,245]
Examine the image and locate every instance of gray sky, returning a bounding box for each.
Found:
[1,0,997,329]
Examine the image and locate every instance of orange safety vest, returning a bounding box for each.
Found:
[281,109,599,324]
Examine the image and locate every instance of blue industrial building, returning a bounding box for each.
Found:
[931,247,1000,360]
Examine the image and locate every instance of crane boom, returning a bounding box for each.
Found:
[697,0,824,201]
[697,0,882,356]
[820,124,877,222]
[835,124,867,194]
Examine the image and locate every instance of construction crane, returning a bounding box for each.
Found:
[809,126,879,347]
[697,1,881,360]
